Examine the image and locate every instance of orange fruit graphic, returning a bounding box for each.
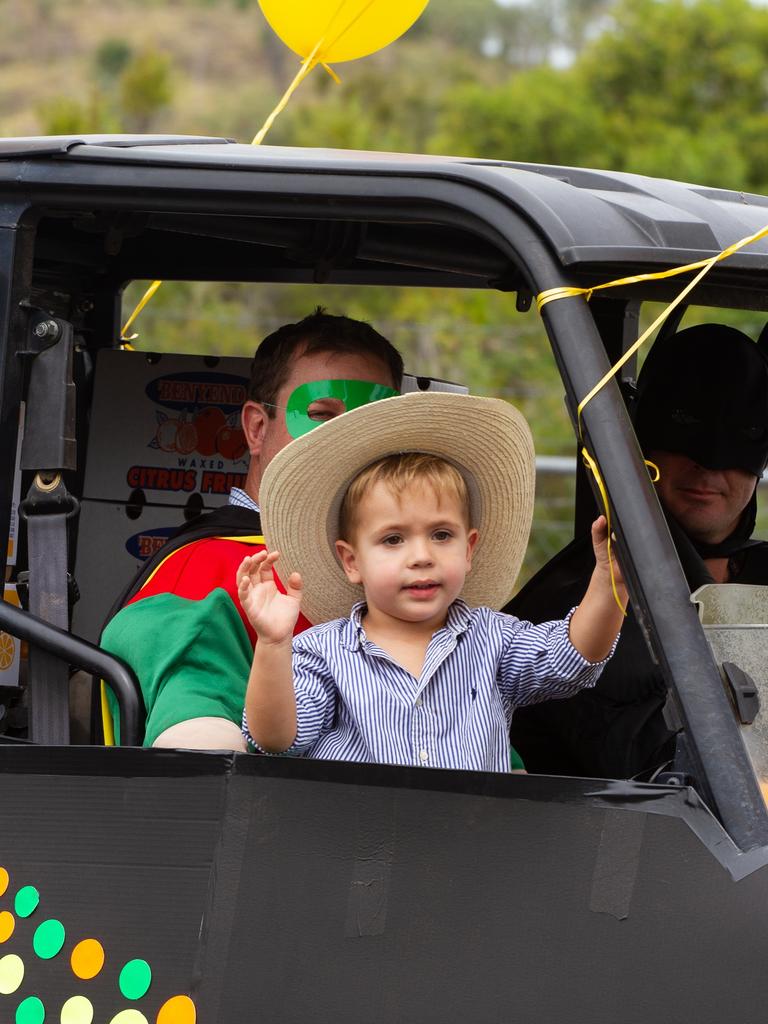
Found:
[174,422,198,455]
[154,419,179,453]
[193,407,226,456]
[0,633,15,671]
[216,425,247,461]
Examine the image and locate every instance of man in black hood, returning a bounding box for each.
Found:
[507,323,768,780]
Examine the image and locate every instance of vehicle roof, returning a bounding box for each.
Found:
[3,134,768,277]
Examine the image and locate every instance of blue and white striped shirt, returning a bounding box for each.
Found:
[229,487,260,512]
[243,599,613,773]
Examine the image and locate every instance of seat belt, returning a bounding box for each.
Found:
[18,317,79,744]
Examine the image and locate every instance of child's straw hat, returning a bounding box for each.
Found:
[260,391,535,624]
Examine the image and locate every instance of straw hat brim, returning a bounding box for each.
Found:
[260,391,535,624]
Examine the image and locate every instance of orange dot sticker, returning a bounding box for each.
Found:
[70,939,105,980]
[156,995,196,1024]
[0,867,8,897]
[0,911,15,943]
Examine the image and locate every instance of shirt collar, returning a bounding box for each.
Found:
[444,599,473,636]
[341,598,473,651]
[341,601,368,651]
[228,486,260,513]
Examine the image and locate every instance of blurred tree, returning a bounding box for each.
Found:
[579,0,768,188]
[412,0,517,54]
[433,0,768,189]
[271,42,489,152]
[37,92,120,135]
[94,38,133,83]
[431,63,606,163]
[119,49,175,132]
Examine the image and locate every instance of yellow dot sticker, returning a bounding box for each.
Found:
[70,939,105,980]
[107,1012,148,1024]
[60,994,94,1024]
[0,952,24,994]
[0,867,8,897]
[0,911,15,943]
[156,995,196,1024]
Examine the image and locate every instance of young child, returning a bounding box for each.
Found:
[238,392,626,773]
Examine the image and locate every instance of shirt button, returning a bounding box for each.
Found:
[419,749,429,763]
[415,697,423,708]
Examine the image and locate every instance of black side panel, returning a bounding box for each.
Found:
[203,762,768,1024]
[2,744,768,1024]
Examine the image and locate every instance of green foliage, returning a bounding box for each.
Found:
[433,0,768,190]
[412,0,517,54]
[432,64,608,164]
[271,42,485,152]
[37,92,120,136]
[94,38,133,82]
[119,49,174,131]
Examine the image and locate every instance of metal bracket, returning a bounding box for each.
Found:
[722,662,760,725]
[654,771,692,787]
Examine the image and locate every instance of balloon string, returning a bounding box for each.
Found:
[252,36,326,145]
[120,279,163,342]
[120,0,384,341]
[121,34,329,337]
[321,63,341,84]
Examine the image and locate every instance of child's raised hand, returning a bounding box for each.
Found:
[236,550,303,644]
[590,515,626,592]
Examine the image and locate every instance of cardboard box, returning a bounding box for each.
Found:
[84,350,252,507]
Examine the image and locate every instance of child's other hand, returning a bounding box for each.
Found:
[590,515,626,592]
[236,550,303,644]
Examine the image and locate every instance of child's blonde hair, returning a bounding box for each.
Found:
[339,452,471,540]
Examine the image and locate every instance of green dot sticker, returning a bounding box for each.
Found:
[15,995,45,1024]
[14,887,39,918]
[118,959,152,1000]
[32,919,65,959]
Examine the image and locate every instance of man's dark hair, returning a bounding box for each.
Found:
[248,307,403,414]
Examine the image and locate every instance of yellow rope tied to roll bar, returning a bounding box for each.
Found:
[536,219,768,612]
[537,219,768,429]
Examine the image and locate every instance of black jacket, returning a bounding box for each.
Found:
[506,528,768,780]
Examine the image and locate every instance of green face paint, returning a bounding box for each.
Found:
[285,379,398,438]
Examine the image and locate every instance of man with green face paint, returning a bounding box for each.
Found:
[101,308,403,750]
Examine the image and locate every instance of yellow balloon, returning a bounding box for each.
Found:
[258,0,430,64]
